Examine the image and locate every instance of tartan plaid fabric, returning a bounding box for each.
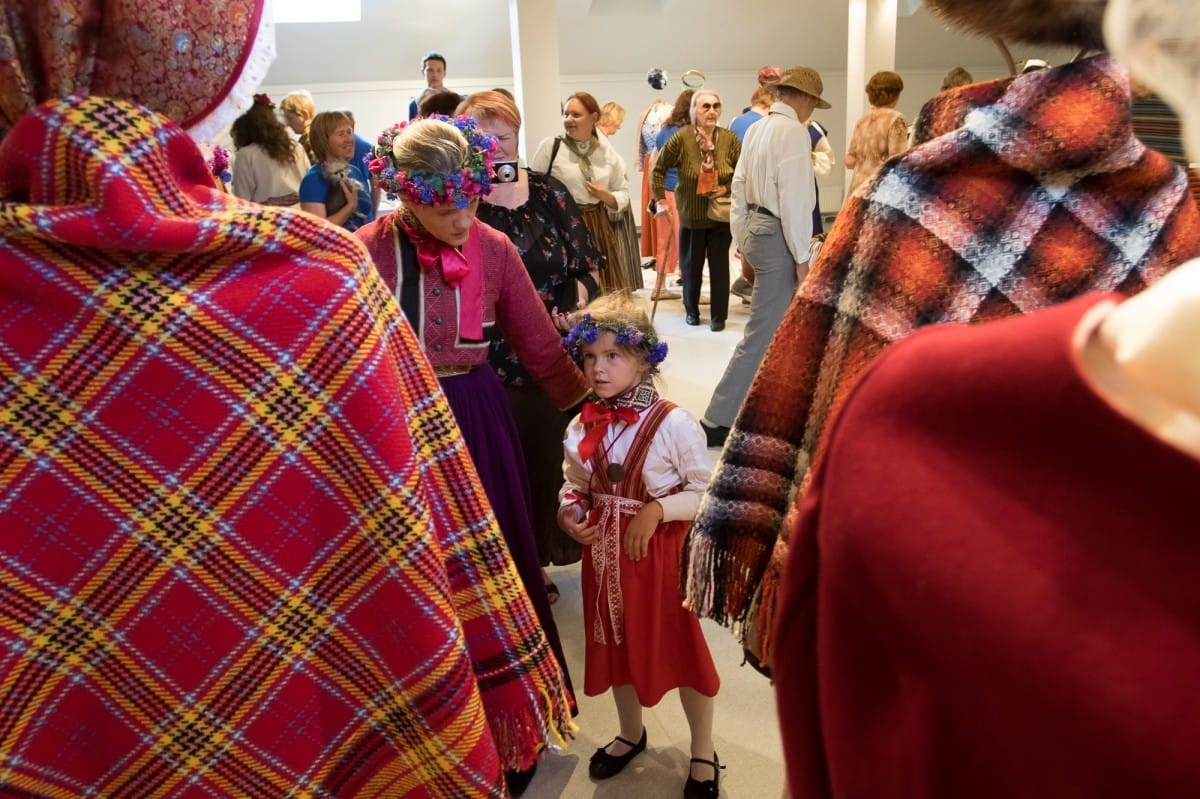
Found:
[0,96,572,797]
[684,55,1200,664]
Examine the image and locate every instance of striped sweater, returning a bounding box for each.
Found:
[651,125,741,228]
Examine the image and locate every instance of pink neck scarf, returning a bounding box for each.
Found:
[406,221,485,341]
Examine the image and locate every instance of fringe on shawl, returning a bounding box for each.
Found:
[487,683,578,770]
[683,434,807,635]
[683,523,773,636]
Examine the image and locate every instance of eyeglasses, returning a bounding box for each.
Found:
[699,102,721,110]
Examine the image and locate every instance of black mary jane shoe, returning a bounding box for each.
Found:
[683,752,723,799]
[588,727,647,780]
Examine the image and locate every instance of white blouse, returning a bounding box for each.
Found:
[230,140,310,206]
[529,132,632,216]
[559,403,713,522]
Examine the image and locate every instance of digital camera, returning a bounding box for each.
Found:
[494,161,519,183]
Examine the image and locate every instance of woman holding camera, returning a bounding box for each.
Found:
[530,91,634,294]
[457,91,603,592]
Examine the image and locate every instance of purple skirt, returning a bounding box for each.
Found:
[439,366,575,707]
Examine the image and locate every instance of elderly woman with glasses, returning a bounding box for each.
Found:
[651,90,741,331]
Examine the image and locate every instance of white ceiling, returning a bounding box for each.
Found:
[264,0,1077,87]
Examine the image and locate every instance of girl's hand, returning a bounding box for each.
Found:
[624,501,663,561]
[558,503,598,545]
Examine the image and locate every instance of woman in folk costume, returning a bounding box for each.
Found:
[556,293,722,799]
[530,91,635,295]
[772,2,1200,793]
[684,0,1200,676]
[0,2,572,796]
[357,116,589,792]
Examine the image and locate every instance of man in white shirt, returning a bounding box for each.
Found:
[700,67,829,447]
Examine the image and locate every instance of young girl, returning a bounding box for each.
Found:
[557,293,722,798]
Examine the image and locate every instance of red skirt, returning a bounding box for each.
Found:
[582,508,719,706]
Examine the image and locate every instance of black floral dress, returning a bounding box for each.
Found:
[478,170,602,564]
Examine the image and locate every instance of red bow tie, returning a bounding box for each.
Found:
[578,402,639,462]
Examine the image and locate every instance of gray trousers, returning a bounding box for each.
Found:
[704,211,798,427]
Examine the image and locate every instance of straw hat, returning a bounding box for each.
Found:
[776,66,832,109]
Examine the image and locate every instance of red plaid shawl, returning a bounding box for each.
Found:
[684,55,1200,666]
[0,96,572,797]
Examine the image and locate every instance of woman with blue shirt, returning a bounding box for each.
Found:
[299,110,375,232]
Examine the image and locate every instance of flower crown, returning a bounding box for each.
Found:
[564,314,669,370]
[367,114,496,208]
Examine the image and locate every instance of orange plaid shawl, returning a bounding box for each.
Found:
[684,55,1200,668]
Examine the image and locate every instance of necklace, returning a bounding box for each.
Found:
[597,417,636,484]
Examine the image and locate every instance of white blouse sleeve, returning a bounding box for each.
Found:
[559,413,592,510]
[643,407,712,522]
[604,144,631,216]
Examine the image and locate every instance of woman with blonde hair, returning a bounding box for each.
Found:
[358,118,589,793]
[298,109,374,230]
[279,89,317,160]
[598,101,627,137]
[596,100,645,292]
[844,70,909,196]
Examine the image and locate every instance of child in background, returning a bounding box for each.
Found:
[557,292,722,799]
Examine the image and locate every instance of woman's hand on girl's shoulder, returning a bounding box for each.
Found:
[551,307,574,332]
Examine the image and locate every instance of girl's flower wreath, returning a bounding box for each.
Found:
[367,114,496,208]
[564,314,669,372]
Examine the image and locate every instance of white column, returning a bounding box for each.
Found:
[509,0,563,162]
[843,0,898,202]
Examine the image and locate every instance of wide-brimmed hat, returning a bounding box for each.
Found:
[924,0,1107,51]
[776,66,832,109]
